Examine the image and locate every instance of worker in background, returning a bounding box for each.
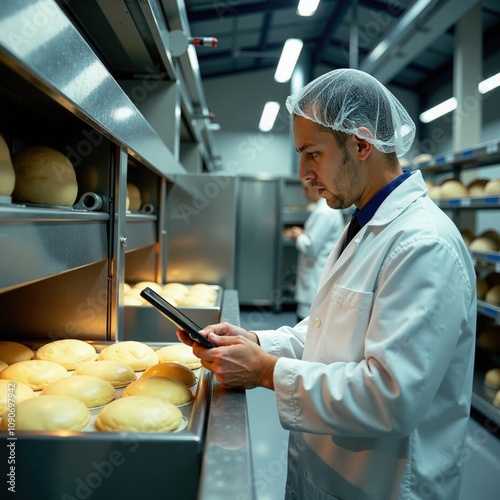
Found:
[289,180,344,322]
[177,68,476,500]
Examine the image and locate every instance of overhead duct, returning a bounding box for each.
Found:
[359,0,480,84]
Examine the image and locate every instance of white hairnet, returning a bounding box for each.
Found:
[286,68,415,157]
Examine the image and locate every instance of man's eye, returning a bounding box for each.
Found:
[307,152,317,158]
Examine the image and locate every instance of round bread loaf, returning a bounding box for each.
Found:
[440,179,467,199]
[127,183,141,211]
[412,153,433,164]
[142,362,197,386]
[34,339,97,370]
[461,229,475,247]
[427,185,441,199]
[485,285,500,306]
[95,395,182,432]
[12,146,78,206]
[0,134,15,197]
[98,341,158,371]
[156,344,201,369]
[124,295,143,306]
[0,394,90,431]
[133,281,163,294]
[0,341,34,365]
[484,178,500,196]
[122,376,193,406]
[467,178,489,197]
[160,288,186,302]
[73,360,136,387]
[469,237,499,252]
[178,295,214,307]
[494,390,500,408]
[162,283,189,295]
[484,368,500,389]
[0,360,68,390]
[0,360,7,372]
[41,375,115,408]
[0,379,34,412]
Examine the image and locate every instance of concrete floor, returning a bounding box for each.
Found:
[240,309,500,500]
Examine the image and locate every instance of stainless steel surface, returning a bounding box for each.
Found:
[198,289,255,500]
[165,174,237,288]
[0,205,108,292]
[124,214,157,252]
[123,285,223,342]
[236,177,280,306]
[0,0,184,179]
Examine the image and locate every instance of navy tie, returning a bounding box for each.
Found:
[341,215,361,253]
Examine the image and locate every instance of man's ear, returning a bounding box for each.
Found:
[353,126,373,160]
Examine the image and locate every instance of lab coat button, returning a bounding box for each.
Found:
[312,317,321,327]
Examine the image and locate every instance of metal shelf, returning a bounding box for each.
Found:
[125,212,158,252]
[470,250,500,270]
[435,195,500,209]
[477,300,500,324]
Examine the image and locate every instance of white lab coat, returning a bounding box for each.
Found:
[257,170,476,500]
[295,198,344,319]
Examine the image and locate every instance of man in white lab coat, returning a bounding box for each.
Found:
[290,181,344,321]
[178,69,476,499]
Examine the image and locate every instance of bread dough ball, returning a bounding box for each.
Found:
[469,237,499,252]
[0,134,15,197]
[440,179,467,199]
[34,339,97,370]
[124,283,132,293]
[485,285,500,306]
[98,341,158,371]
[160,288,186,303]
[461,229,475,247]
[73,360,136,387]
[0,360,7,372]
[0,360,68,390]
[0,341,34,365]
[484,178,500,196]
[95,395,182,432]
[133,281,163,294]
[142,362,197,386]
[399,158,410,168]
[0,379,34,412]
[124,295,143,306]
[127,183,141,211]
[41,374,115,408]
[477,277,489,300]
[427,185,442,200]
[412,153,433,164]
[0,394,90,431]
[156,344,201,369]
[12,146,78,206]
[467,178,489,197]
[484,368,500,389]
[122,376,193,406]
[162,283,189,295]
[178,295,214,307]
[494,390,500,408]
[477,327,500,352]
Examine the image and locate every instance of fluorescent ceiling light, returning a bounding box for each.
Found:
[274,39,303,83]
[478,72,500,94]
[297,0,320,17]
[259,102,280,132]
[419,97,457,123]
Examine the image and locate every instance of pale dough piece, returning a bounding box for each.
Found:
[133,281,163,294]
[95,395,182,432]
[156,344,201,370]
[0,360,68,390]
[484,368,500,389]
[0,360,8,372]
[122,376,193,406]
[34,339,97,370]
[0,395,90,431]
[142,362,197,386]
[0,341,34,365]
[73,360,136,387]
[178,295,214,307]
[98,341,158,371]
[0,379,34,413]
[41,375,115,408]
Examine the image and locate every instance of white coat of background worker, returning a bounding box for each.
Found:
[289,181,344,321]
[177,68,477,500]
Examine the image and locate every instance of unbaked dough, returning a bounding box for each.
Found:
[73,360,136,387]
[0,360,68,390]
[34,339,97,370]
[156,344,201,369]
[97,341,158,371]
[0,379,34,413]
[0,134,15,197]
[122,376,193,406]
[0,341,34,365]
[142,362,197,386]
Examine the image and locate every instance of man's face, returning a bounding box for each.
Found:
[293,115,363,210]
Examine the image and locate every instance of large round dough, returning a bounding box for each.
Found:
[0,394,90,431]
[0,360,68,390]
[133,281,162,294]
[0,134,15,197]
[485,285,500,306]
[0,379,34,413]
[142,362,197,386]
[122,376,193,406]
[156,344,201,369]
[73,360,136,387]
[34,339,97,370]
[0,361,7,372]
[469,237,499,252]
[95,395,182,432]
[98,341,158,371]
[484,368,500,389]
[484,178,500,196]
[440,179,467,199]
[41,375,115,408]
[127,183,141,211]
[0,341,34,365]
[12,146,78,206]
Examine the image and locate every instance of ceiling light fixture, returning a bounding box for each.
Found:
[297,0,321,17]
[478,71,500,94]
[259,101,280,132]
[274,39,303,83]
[419,97,457,123]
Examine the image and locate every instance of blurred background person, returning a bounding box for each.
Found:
[289,181,344,321]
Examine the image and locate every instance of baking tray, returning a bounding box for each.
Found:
[123,285,223,342]
[0,341,212,500]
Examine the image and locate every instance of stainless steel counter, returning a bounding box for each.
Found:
[198,289,255,500]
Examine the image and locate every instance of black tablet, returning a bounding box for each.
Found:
[140,287,217,348]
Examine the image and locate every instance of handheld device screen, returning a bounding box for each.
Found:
[140,287,217,348]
